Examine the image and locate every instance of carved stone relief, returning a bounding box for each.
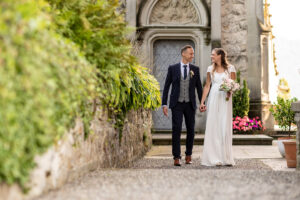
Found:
[150,0,200,25]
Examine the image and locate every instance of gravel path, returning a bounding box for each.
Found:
[35,158,300,200]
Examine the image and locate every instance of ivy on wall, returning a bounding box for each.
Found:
[0,0,160,189]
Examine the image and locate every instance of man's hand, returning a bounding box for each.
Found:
[163,106,168,117]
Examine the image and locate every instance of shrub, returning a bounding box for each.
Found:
[0,0,160,189]
[0,0,97,187]
[269,96,298,132]
[47,0,161,127]
[233,70,250,117]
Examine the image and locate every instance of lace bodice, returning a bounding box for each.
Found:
[207,65,236,85]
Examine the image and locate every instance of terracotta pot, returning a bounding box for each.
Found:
[283,140,297,168]
[277,137,293,157]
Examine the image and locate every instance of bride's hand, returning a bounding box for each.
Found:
[226,91,231,99]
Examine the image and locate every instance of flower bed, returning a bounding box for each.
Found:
[233,116,265,134]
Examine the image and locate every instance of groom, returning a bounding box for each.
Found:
[162,45,203,166]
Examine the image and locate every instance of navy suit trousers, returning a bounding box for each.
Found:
[171,102,195,159]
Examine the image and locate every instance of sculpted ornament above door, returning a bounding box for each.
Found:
[150,0,200,25]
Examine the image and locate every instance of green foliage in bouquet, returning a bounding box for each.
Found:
[270,97,298,132]
[233,70,250,117]
[0,0,97,188]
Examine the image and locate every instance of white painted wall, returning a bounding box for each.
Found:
[269,0,300,102]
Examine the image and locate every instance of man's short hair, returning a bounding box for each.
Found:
[181,45,193,55]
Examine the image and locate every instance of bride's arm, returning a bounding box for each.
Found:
[231,72,236,80]
[200,72,211,106]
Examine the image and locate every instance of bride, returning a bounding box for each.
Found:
[200,48,236,166]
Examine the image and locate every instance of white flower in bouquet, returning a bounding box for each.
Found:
[219,78,240,101]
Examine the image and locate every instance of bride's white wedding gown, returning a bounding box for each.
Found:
[201,65,236,166]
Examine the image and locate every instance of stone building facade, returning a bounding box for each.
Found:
[125,0,274,131]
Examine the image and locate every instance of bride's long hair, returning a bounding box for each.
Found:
[212,48,230,74]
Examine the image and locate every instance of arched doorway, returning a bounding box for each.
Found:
[152,39,195,130]
[137,0,211,131]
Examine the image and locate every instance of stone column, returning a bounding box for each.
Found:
[246,0,274,129]
[125,0,137,38]
[211,0,221,48]
[292,101,300,170]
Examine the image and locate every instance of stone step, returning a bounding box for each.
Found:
[152,129,201,134]
[152,134,273,145]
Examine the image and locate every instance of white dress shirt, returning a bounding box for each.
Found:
[180,61,190,78]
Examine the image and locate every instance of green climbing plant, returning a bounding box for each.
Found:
[46,0,161,133]
[0,0,160,190]
[0,0,97,188]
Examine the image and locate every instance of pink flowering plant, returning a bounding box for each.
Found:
[219,78,240,101]
[232,116,266,133]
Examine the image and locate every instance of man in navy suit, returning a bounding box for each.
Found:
[162,45,203,166]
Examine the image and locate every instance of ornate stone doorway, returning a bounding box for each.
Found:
[137,0,211,132]
[152,39,195,130]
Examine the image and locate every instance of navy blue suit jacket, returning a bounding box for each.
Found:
[162,63,203,110]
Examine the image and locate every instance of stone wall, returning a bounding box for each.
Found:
[221,0,248,74]
[0,107,152,200]
[292,101,300,169]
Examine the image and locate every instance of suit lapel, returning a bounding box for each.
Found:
[175,63,181,80]
[189,65,193,88]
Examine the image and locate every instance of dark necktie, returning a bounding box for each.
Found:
[183,65,187,80]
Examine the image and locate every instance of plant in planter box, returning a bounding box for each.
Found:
[269,97,298,157]
[232,116,265,134]
[270,96,298,134]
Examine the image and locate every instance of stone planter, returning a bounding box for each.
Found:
[233,130,264,135]
[291,101,300,169]
[283,140,297,168]
[275,130,296,135]
[277,136,293,158]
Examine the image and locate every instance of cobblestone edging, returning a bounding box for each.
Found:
[0,108,152,200]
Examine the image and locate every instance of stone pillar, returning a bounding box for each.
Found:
[292,101,300,170]
[125,0,137,38]
[211,0,221,48]
[246,0,274,129]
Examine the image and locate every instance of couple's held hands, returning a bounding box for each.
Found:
[199,103,206,112]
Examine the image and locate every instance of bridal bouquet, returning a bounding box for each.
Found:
[219,78,240,101]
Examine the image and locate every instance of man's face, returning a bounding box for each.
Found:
[182,48,194,63]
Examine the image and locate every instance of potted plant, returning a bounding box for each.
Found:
[269,97,298,157]
[283,136,297,168]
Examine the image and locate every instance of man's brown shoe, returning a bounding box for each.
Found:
[185,155,192,164]
[174,159,181,166]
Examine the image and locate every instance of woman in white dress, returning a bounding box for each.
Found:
[200,48,236,166]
